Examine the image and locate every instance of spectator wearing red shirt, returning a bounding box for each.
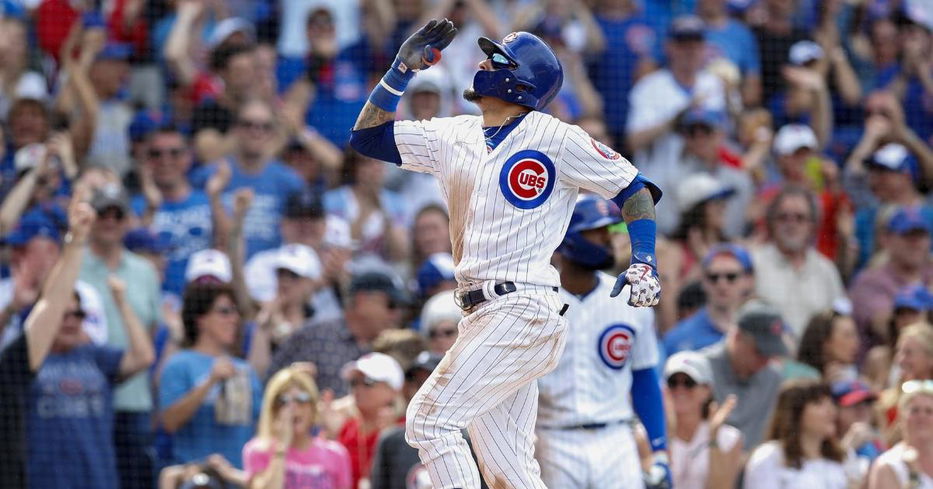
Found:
[337,353,404,489]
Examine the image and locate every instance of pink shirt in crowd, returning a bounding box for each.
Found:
[243,437,353,489]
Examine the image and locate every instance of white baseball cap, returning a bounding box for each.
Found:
[207,17,255,49]
[420,289,463,335]
[185,249,232,283]
[789,40,824,66]
[676,173,735,213]
[664,351,713,385]
[773,124,818,156]
[274,243,321,279]
[341,352,404,390]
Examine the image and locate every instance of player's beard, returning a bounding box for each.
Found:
[462,88,482,103]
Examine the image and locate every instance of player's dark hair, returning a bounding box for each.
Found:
[796,310,843,374]
[765,379,844,469]
[181,282,238,347]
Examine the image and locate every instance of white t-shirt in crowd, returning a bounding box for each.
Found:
[670,421,742,489]
[875,443,933,489]
[743,440,854,489]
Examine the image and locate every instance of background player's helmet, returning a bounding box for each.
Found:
[558,195,622,270]
[472,32,564,111]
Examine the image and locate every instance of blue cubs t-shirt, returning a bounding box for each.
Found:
[704,19,761,77]
[27,344,123,489]
[190,159,306,258]
[132,190,213,295]
[158,350,262,468]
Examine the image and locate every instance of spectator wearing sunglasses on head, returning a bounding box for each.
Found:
[243,366,352,489]
[869,380,933,489]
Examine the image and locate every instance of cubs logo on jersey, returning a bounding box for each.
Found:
[590,138,621,161]
[499,149,556,209]
[598,324,636,370]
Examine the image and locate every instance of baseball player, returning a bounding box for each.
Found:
[349,20,662,489]
[537,195,669,489]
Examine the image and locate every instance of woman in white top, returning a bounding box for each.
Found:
[665,351,744,489]
[744,379,858,489]
[869,380,933,489]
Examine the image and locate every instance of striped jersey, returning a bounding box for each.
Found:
[394,111,640,287]
[537,272,658,427]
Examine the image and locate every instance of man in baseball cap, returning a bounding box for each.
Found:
[704,301,786,448]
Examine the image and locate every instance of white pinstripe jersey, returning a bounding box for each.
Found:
[394,111,640,287]
[536,272,658,428]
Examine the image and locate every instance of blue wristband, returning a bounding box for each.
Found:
[628,219,657,268]
[368,57,415,112]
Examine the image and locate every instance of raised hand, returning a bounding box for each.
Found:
[396,19,458,72]
[210,356,237,383]
[107,275,127,304]
[67,198,96,244]
[611,263,661,307]
[205,160,232,198]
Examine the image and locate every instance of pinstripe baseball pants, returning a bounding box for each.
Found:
[405,290,568,489]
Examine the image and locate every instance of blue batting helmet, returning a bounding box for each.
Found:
[472,32,564,111]
[558,195,622,270]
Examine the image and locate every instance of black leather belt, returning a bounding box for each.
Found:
[455,281,559,310]
[558,419,629,430]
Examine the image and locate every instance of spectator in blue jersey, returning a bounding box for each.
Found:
[276,6,373,146]
[191,99,307,258]
[588,0,658,147]
[27,274,155,489]
[158,281,262,468]
[696,0,761,104]
[133,126,215,296]
[664,244,754,357]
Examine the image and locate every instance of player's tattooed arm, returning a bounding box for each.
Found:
[621,188,656,223]
[353,102,395,131]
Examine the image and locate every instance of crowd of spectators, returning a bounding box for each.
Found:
[0,0,932,488]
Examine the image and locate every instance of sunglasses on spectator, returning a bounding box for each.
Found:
[350,376,381,388]
[489,53,517,70]
[775,212,810,223]
[98,208,125,221]
[64,309,87,321]
[682,125,714,137]
[211,305,239,317]
[704,271,741,284]
[667,376,698,390]
[429,328,457,339]
[148,147,185,159]
[237,119,275,132]
[274,392,314,407]
[902,380,933,395]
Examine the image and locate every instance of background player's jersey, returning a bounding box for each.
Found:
[537,272,658,428]
[394,111,640,288]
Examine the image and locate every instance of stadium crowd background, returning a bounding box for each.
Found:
[0,0,932,487]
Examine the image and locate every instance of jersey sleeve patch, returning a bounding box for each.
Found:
[590,138,621,161]
[598,324,636,370]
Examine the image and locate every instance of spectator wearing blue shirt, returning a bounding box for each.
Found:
[696,0,762,106]
[132,126,215,296]
[28,258,155,488]
[664,244,755,357]
[158,282,262,468]
[588,0,658,147]
[276,7,372,147]
[191,99,307,258]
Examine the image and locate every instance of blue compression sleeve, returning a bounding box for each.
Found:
[632,367,667,452]
[349,122,402,165]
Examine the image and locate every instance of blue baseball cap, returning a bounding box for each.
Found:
[668,16,706,41]
[894,285,933,312]
[128,110,164,143]
[680,109,726,131]
[416,253,456,297]
[96,42,132,62]
[4,212,61,247]
[831,380,877,407]
[888,206,931,235]
[124,228,172,254]
[702,243,754,273]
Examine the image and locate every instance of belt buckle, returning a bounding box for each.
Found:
[454,291,467,310]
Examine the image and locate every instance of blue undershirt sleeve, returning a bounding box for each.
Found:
[349,121,403,165]
[632,367,668,452]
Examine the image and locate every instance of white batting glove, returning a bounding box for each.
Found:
[610,263,661,307]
